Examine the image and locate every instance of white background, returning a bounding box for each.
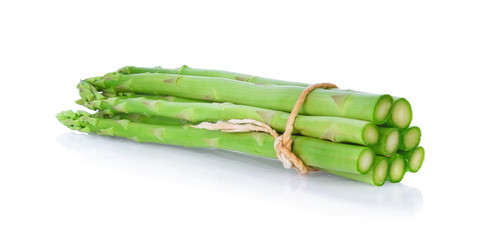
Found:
[1,1,487,239]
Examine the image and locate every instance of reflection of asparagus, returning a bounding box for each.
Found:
[57,110,375,175]
[117,65,411,127]
[83,95,379,146]
[85,73,393,124]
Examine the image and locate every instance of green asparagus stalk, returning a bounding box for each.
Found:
[98,112,190,126]
[118,65,310,87]
[83,95,379,146]
[77,80,206,108]
[371,127,400,157]
[85,73,393,124]
[323,156,389,186]
[102,91,207,103]
[117,66,412,127]
[399,146,425,173]
[383,97,412,129]
[398,126,421,151]
[57,110,375,174]
[387,154,406,183]
[338,90,412,130]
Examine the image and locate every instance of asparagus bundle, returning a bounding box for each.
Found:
[58,65,425,186]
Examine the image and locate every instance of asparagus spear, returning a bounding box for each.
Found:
[339,90,412,129]
[398,126,421,151]
[387,154,406,183]
[85,73,393,124]
[102,91,207,103]
[118,65,309,87]
[399,146,425,173]
[100,112,190,126]
[118,66,412,127]
[57,110,375,174]
[371,127,400,157]
[83,95,379,146]
[323,156,389,186]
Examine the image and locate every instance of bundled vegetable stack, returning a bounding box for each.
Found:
[57,65,424,186]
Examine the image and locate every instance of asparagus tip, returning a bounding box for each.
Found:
[56,110,90,131]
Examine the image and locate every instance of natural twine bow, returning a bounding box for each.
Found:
[192,83,338,174]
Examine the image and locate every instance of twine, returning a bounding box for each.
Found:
[192,83,338,174]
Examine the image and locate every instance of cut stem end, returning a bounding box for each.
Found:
[385,129,400,155]
[403,127,421,151]
[358,149,374,174]
[373,158,389,186]
[363,124,379,145]
[374,95,393,124]
[389,155,406,183]
[392,98,412,129]
[408,147,425,173]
